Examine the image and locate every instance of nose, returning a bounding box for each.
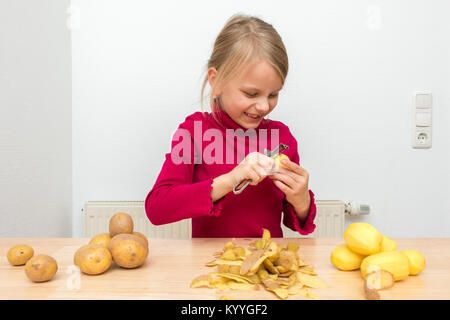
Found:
[255,98,270,114]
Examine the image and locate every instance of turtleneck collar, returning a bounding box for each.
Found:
[210,98,270,131]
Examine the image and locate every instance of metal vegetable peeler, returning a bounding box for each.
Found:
[232,143,290,195]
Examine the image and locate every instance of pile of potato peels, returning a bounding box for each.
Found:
[190,229,327,299]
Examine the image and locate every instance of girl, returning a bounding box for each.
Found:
[145,14,316,238]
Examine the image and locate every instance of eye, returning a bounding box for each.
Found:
[244,91,279,98]
[244,91,257,97]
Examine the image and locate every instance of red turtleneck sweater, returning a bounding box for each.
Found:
[145,105,317,238]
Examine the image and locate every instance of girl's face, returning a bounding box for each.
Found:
[208,59,283,129]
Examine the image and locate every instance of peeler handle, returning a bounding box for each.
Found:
[233,179,252,195]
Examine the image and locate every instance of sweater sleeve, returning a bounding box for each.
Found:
[144,117,225,226]
[282,190,317,235]
[281,130,317,235]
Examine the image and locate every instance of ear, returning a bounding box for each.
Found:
[207,67,222,96]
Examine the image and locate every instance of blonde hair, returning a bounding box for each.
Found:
[200,14,289,123]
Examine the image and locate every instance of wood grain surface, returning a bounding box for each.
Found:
[0,238,447,300]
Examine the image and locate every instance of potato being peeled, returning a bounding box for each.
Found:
[7,244,34,266]
[109,212,134,237]
[109,234,148,269]
[74,244,112,275]
[24,254,58,282]
[89,233,111,248]
[274,154,290,169]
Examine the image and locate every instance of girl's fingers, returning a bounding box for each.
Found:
[260,156,275,172]
[275,166,302,183]
[273,179,292,194]
[248,167,262,185]
[271,172,296,190]
[260,162,275,175]
[280,158,309,178]
[255,164,269,177]
[247,152,275,172]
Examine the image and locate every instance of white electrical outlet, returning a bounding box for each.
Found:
[412,91,432,149]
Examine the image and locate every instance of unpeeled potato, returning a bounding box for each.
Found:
[7,244,34,266]
[109,234,148,269]
[109,212,134,237]
[132,231,149,248]
[24,254,58,282]
[89,233,111,248]
[74,244,112,275]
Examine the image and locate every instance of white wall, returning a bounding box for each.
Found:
[0,0,72,237]
[71,0,450,238]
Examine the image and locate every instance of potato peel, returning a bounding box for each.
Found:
[263,258,279,274]
[229,282,259,291]
[261,228,271,249]
[205,259,217,267]
[297,273,327,289]
[214,259,243,266]
[299,288,321,300]
[261,278,280,291]
[190,275,214,288]
[208,272,253,284]
[288,281,304,295]
[363,280,380,300]
[298,266,317,275]
[273,288,289,299]
[191,228,326,300]
[240,249,267,276]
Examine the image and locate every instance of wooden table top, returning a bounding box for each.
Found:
[0,238,448,300]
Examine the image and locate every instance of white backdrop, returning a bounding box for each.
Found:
[0,0,72,237]
[71,0,450,238]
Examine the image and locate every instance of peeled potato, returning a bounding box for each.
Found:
[330,244,366,271]
[109,212,134,237]
[74,244,112,275]
[24,254,58,282]
[380,234,397,252]
[109,234,148,269]
[401,250,426,276]
[7,244,34,266]
[89,233,111,248]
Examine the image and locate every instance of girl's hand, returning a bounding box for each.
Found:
[226,152,276,188]
[269,158,311,214]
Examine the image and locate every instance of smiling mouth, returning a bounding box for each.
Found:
[244,112,262,120]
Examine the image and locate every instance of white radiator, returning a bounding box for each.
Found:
[281,200,345,238]
[83,200,345,238]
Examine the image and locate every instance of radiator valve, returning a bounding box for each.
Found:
[345,201,370,216]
